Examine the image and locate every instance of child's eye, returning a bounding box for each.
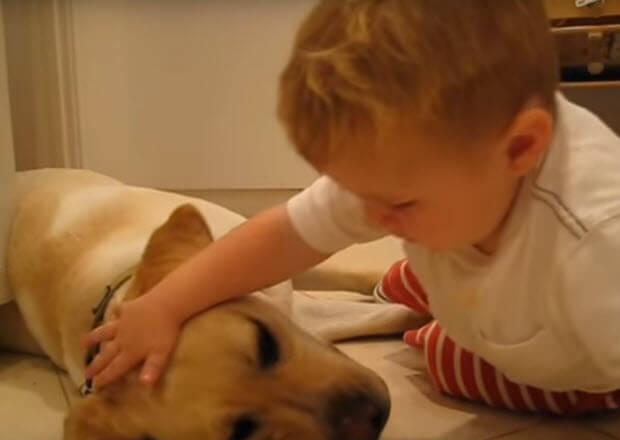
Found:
[392,200,417,210]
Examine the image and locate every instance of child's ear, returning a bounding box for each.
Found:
[502,106,553,176]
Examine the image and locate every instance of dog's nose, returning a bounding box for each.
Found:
[327,392,390,440]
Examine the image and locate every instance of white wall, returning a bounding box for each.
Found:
[0,1,16,304]
[72,0,318,190]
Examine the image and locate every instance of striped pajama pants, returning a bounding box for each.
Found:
[374,259,620,414]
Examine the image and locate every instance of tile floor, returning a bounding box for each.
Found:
[341,339,620,440]
[2,228,619,439]
[2,339,620,439]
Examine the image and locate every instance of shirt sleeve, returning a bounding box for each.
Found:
[558,216,620,389]
[287,176,386,254]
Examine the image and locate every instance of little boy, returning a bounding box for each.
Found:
[84,0,620,414]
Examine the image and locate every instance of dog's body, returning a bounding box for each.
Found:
[7,169,389,440]
[8,169,256,385]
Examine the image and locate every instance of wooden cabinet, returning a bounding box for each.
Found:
[545,0,620,20]
[546,1,620,85]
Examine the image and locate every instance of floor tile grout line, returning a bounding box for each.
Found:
[54,365,72,408]
[480,419,546,440]
[591,426,620,439]
[482,420,620,440]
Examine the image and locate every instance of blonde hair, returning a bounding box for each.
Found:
[278,0,558,163]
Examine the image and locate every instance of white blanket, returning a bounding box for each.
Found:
[262,237,423,342]
[292,289,424,342]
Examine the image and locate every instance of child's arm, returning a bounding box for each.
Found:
[83,203,329,388]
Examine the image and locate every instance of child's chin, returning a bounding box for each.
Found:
[410,238,458,251]
[397,233,418,244]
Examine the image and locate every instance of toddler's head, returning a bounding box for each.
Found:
[279,0,558,252]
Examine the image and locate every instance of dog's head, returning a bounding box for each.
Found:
[65,204,390,440]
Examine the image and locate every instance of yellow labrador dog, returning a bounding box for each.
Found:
[6,169,390,440]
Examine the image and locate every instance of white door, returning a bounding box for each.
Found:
[0,2,16,304]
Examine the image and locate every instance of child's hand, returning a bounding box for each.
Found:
[82,294,181,388]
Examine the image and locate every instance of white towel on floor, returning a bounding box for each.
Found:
[279,289,424,342]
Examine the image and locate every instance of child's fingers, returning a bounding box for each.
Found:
[94,352,139,389]
[85,342,119,378]
[140,350,169,385]
[81,321,118,348]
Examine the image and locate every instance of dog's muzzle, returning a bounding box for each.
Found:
[326,390,391,440]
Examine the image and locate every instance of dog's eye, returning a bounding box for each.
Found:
[230,414,259,440]
[254,320,280,369]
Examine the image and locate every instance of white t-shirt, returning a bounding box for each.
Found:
[287,94,620,393]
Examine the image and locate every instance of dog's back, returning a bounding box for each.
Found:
[7,169,249,379]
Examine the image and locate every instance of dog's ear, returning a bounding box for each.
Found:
[131,204,213,297]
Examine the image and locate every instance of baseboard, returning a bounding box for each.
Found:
[169,188,300,217]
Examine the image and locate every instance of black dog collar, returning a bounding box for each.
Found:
[80,274,133,396]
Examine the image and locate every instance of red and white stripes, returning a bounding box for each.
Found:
[373,259,430,316]
[377,259,620,415]
[410,319,620,414]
